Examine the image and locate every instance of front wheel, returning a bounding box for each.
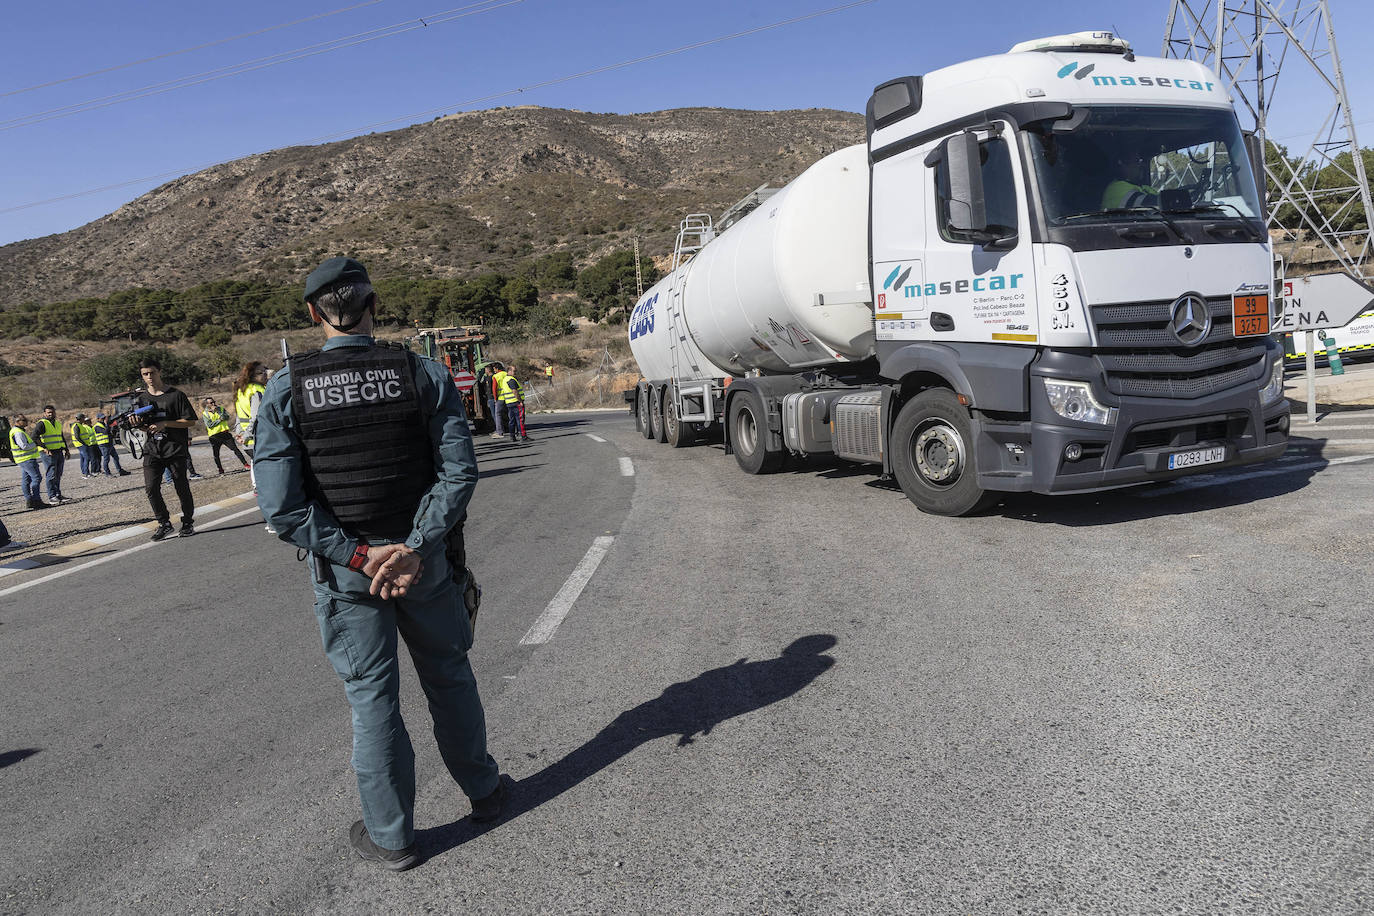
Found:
[728,392,784,474]
[890,389,994,516]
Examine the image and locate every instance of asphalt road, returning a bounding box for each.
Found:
[2,408,1373,914]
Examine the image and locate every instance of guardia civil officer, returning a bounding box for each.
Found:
[254,257,508,871]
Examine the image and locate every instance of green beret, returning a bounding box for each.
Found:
[304,257,371,302]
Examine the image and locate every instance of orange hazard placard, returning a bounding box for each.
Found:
[1232,293,1270,338]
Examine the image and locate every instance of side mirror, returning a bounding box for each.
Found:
[1243,130,1269,221]
[945,132,987,233]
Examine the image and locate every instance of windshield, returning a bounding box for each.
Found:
[1026,106,1263,225]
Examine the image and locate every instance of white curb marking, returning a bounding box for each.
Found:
[585,434,607,443]
[619,457,634,476]
[0,504,263,599]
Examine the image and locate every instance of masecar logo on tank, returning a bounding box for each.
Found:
[630,293,658,340]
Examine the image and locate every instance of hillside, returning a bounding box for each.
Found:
[0,106,865,308]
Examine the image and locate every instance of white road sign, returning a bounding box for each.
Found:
[1275,271,1374,333]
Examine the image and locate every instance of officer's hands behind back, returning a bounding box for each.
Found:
[364,544,423,599]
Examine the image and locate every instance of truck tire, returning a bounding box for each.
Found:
[633,385,645,433]
[729,392,784,474]
[650,386,668,443]
[664,391,695,448]
[890,389,994,516]
[639,385,655,440]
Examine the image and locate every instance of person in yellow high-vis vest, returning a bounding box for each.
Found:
[71,413,98,478]
[497,371,527,443]
[34,404,70,503]
[9,414,47,510]
[201,396,249,474]
[92,412,130,476]
[235,362,268,454]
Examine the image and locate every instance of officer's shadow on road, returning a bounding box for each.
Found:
[0,748,40,769]
[477,463,545,479]
[417,634,838,857]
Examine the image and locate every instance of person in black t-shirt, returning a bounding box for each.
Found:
[135,358,198,541]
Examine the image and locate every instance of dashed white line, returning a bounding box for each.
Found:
[619,457,634,476]
[520,536,614,645]
[585,433,607,443]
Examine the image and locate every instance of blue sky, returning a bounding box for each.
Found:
[1,0,1371,247]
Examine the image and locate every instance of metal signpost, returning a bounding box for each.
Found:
[1274,271,1374,421]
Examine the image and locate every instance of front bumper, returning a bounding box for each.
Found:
[972,368,1290,496]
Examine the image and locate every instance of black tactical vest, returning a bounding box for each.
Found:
[288,342,434,541]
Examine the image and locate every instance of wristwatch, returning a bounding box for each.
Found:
[346,543,370,571]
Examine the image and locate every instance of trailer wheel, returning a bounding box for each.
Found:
[728,392,784,474]
[633,384,645,433]
[650,386,668,443]
[891,389,994,516]
[639,385,655,440]
[664,391,695,448]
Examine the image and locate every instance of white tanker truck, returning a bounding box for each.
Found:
[626,31,1291,515]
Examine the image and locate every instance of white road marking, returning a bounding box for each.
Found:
[1138,453,1374,498]
[1287,438,1374,446]
[0,504,264,599]
[619,457,634,476]
[1293,423,1374,431]
[519,536,614,646]
[585,434,607,443]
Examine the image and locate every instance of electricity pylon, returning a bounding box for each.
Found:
[1164,0,1373,280]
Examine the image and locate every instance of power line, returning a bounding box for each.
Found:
[0,0,524,131]
[0,0,878,216]
[0,0,390,99]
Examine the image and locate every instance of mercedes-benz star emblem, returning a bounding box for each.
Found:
[1170,294,1211,346]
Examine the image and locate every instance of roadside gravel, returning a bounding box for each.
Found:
[1,443,256,562]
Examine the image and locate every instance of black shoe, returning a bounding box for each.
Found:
[28,500,48,511]
[118,470,131,476]
[349,820,419,871]
[470,774,512,823]
[521,436,531,441]
[179,523,196,538]
[150,523,175,542]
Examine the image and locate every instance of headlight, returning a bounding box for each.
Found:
[1261,358,1286,404]
[1044,379,1118,426]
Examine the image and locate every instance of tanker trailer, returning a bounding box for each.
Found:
[628,30,1290,515]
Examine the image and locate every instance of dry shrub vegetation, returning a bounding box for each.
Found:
[0,322,642,418]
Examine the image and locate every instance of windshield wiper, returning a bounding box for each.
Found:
[1059,206,1191,242]
[1162,202,1265,240]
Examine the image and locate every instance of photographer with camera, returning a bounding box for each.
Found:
[134,358,198,541]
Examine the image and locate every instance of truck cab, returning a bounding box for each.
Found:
[866,31,1289,511]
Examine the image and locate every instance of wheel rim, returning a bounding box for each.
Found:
[735,405,758,455]
[911,420,966,488]
[665,395,678,437]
